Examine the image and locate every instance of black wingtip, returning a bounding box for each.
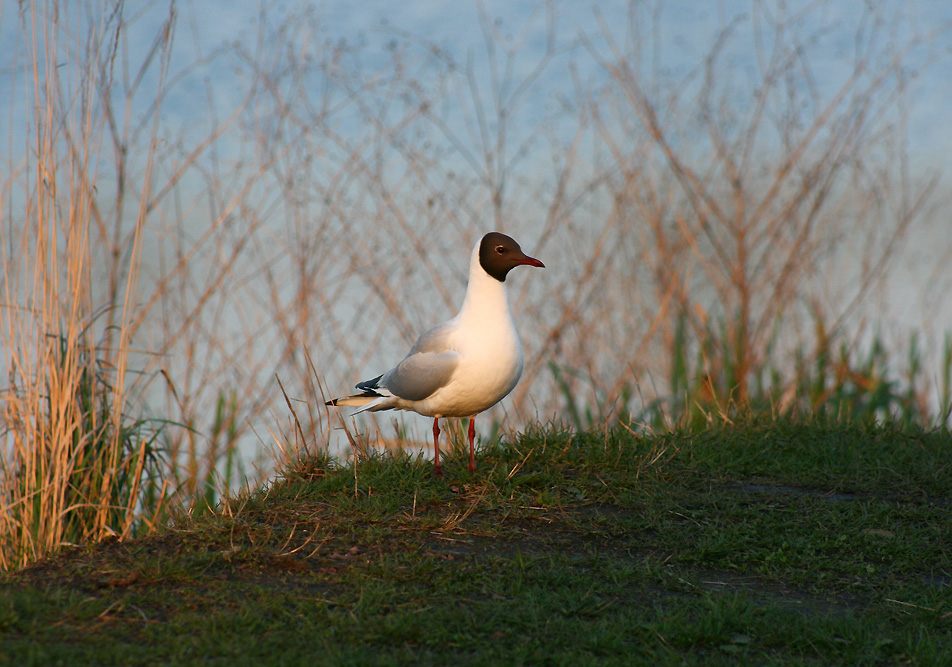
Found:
[355,374,384,392]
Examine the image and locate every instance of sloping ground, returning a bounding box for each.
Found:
[2,420,950,665]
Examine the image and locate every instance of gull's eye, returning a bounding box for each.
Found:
[495,245,506,255]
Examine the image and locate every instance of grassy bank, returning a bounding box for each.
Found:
[1,418,949,665]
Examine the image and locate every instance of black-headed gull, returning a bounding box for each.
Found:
[327,232,544,475]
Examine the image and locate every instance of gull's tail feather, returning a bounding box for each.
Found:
[327,374,387,409]
[325,394,377,408]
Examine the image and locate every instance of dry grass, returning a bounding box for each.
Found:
[1,0,949,570]
[0,1,174,569]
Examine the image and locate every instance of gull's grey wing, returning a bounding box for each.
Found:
[382,322,459,401]
[406,321,456,355]
[383,351,458,401]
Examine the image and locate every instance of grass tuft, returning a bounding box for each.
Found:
[0,326,170,571]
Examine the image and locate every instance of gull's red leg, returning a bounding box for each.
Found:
[468,416,476,474]
[433,418,443,476]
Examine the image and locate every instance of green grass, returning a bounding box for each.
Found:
[1,418,950,665]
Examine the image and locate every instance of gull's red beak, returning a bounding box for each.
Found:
[519,255,544,268]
